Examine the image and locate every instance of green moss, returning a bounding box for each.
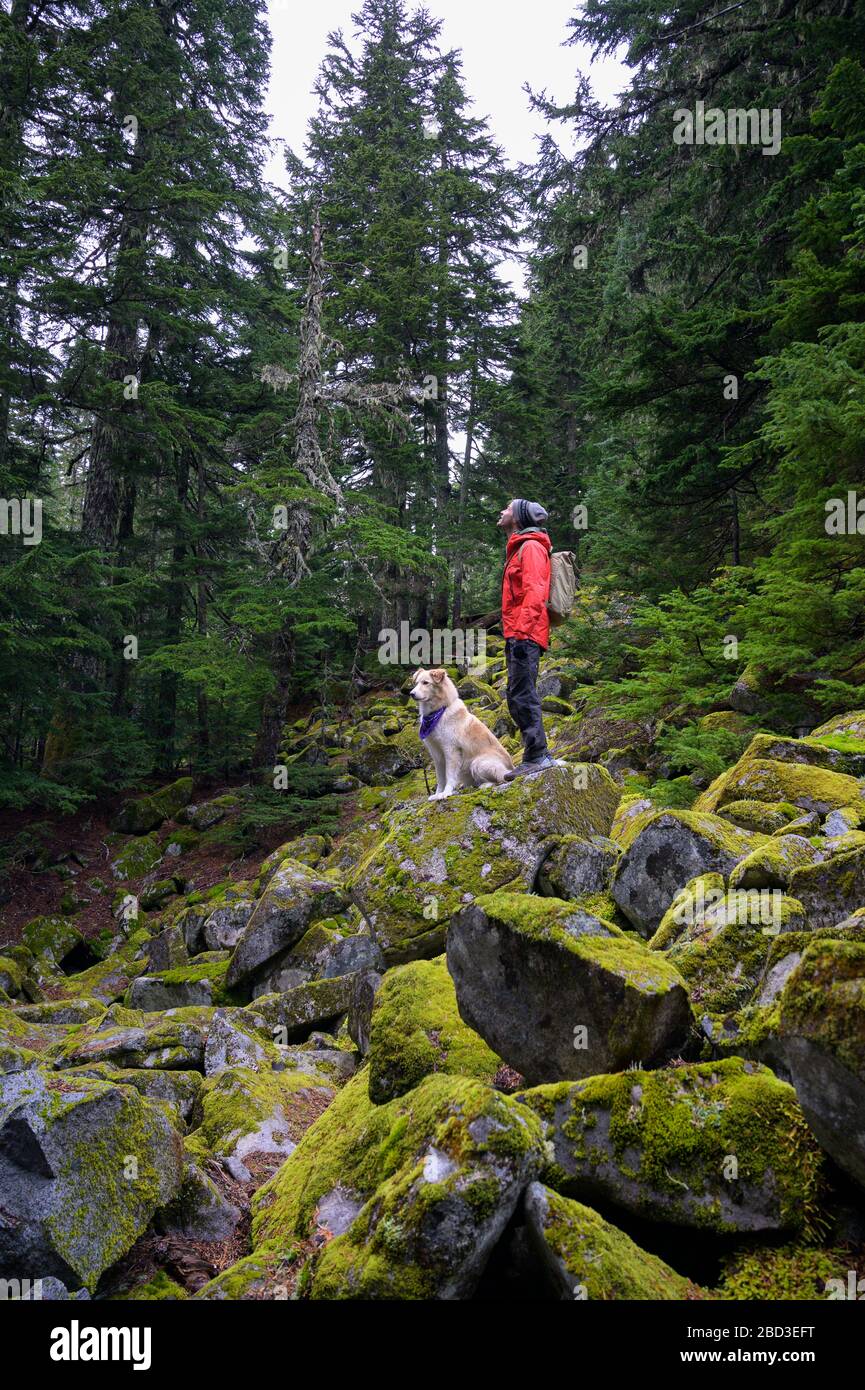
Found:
[119,1271,189,1300]
[185,1065,332,1163]
[21,915,82,965]
[777,939,865,1077]
[475,890,687,997]
[697,746,865,817]
[110,835,163,882]
[252,1071,545,1266]
[367,956,500,1103]
[717,1243,852,1300]
[518,1057,824,1236]
[535,1186,699,1299]
[349,765,620,963]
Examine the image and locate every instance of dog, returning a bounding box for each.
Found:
[409,668,515,800]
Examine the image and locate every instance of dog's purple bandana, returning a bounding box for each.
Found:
[419,708,446,740]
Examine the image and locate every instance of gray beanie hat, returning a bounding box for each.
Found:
[511,498,549,531]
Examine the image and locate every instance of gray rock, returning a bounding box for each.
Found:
[144,923,189,973]
[246,975,355,1043]
[447,893,691,1085]
[226,860,349,990]
[203,900,255,952]
[126,974,216,1012]
[0,1068,183,1292]
[788,846,865,929]
[517,1058,822,1234]
[348,969,383,1056]
[203,1009,277,1076]
[611,810,762,936]
[156,1162,242,1243]
[14,1276,90,1300]
[537,834,620,900]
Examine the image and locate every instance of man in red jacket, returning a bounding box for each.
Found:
[498,498,556,778]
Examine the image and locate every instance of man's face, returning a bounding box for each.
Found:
[497,504,515,532]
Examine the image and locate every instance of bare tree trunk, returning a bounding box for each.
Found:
[452,361,477,628]
[254,208,341,769]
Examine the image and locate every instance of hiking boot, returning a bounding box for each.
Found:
[504,752,557,780]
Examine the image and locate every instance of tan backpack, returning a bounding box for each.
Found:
[547,550,577,625]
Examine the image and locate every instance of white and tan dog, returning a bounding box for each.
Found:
[410,668,514,800]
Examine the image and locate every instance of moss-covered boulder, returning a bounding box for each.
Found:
[186,1066,333,1166]
[202,1007,282,1077]
[126,960,232,1012]
[114,777,193,835]
[0,1067,183,1291]
[0,955,25,997]
[811,710,865,741]
[517,1058,823,1234]
[180,793,240,832]
[16,998,105,1027]
[202,897,255,951]
[522,1184,697,1300]
[226,860,349,991]
[787,845,865,929]
[144,921,188,973]
[728,835,821,891]
[609,795,656,850]
[110,834,163,883]
[51,1004,210,1072]
[695,736,865,818]
[757,940,865,1188]
[665,891,808,1016]
[720,799,801,835]
[347,731,425,786]
[64,1063,202,1127]
[248,921,382,999]
[551,709,651,765]
[536,834,620,901]
[252,1071,546,1300]
[649,873,726,952]
[456,676,498,706]
[611,810,763,936]
[367,956,500,1104]
[257,834,332,888]
[21,915,86,971]
[447,892,691,1086]
[139,877,183,911]
[155,1161,242,1245]
[245,975,355,1042]
[350,764,620,966]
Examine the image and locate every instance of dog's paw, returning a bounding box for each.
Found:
[428,792,445,801]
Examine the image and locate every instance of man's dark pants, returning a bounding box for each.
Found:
[505,638,548,762]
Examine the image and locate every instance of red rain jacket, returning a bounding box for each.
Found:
[502,530,552,650]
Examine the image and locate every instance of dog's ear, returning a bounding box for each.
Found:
[430,669,447,685]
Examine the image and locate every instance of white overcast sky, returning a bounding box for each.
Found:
[263,0,629,181]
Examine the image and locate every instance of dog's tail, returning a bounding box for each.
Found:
[471,754,512,786]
